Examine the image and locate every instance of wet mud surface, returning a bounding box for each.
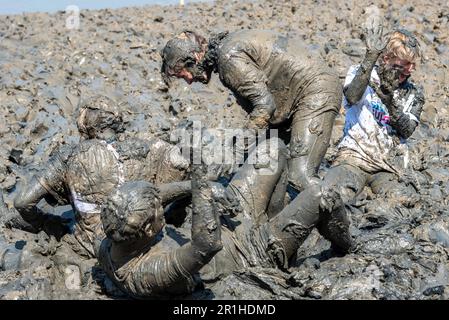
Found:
[0,0,448,299]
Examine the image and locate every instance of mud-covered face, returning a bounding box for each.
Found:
[164,54,210,84]
[382,55,416,84]
[79,108,123,140]
[77,96,125,141]
[161,33,210,85]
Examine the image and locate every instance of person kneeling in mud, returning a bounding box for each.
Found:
[285,25,425,253]
[161,29,342,196]
[10,95,191,268]
[98,138,342,298]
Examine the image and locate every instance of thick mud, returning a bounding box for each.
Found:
[0,0,448,299]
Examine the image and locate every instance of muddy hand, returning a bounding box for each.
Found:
[319,185,342,213]
[210,182,243,218]
[362,16,386,54]
[379,66,402,94]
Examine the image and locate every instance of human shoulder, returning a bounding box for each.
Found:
[114,138,151,161]
[49,142,77,162]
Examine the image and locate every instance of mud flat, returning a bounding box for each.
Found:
[0,0,448,299]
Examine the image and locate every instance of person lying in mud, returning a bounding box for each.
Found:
[98,138,346,298]
[11,95,191,260]
[161,29,342,194]
[287,26,425,253]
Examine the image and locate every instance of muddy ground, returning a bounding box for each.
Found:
[0,0,448,299]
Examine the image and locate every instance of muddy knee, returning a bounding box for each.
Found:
[267,183,323,262]
[0,243,22,271]
[252,138,287,174]
[288,112,335,191]
[287,156,320,192]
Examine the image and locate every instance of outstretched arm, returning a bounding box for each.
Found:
[13,145,72,230]
[344,19,386,105]
[172,163,223,272]
[159,181,192,205]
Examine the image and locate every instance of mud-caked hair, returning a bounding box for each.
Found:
[76,95,125,140]
[101,181,164,243]
[383,29,422,62]
[160,30,208,81]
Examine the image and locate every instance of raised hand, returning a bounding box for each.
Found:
[362,7,386,54]
[210,182,243,218]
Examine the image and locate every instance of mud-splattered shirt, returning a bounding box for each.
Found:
[338,65,424,174]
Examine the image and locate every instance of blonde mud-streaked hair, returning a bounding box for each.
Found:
[383,29,422,62]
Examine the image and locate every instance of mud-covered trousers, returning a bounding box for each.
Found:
[285,161,417,253]
[285,75,342,192]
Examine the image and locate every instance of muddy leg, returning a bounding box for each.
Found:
[266,168,289,219]
[266,163,367,263]
[266,183,323,265]
[288,110,337,192]
[317,164,368,253]
[226,138,287,224]
[368,171,418,206]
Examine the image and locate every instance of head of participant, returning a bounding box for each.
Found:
[379,29,421,85]
[76,95,125,142]
[101,181,165,244]
[161,31,212,85]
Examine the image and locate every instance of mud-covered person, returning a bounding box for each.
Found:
[98,138,351,298]
[161,29,343,200]
[288,25,425,253]
[11,95,191,269]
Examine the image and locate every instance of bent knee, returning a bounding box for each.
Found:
[13,196,26,211]
[288,163,320,192]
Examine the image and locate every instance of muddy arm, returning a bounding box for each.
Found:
[159,181,192,205]
[219,56,276,129]
[344,20,385,105]
[344,51,380,105]
[388,86,425,139]
[173,164,222,271]
[13,145,72,230]
[13,176,53,229]
[371,79,425,139]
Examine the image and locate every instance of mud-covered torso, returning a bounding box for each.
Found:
[216,30,338,120]
[39,138,189,258]
[64,140,122,258]
[339,65,424,174]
